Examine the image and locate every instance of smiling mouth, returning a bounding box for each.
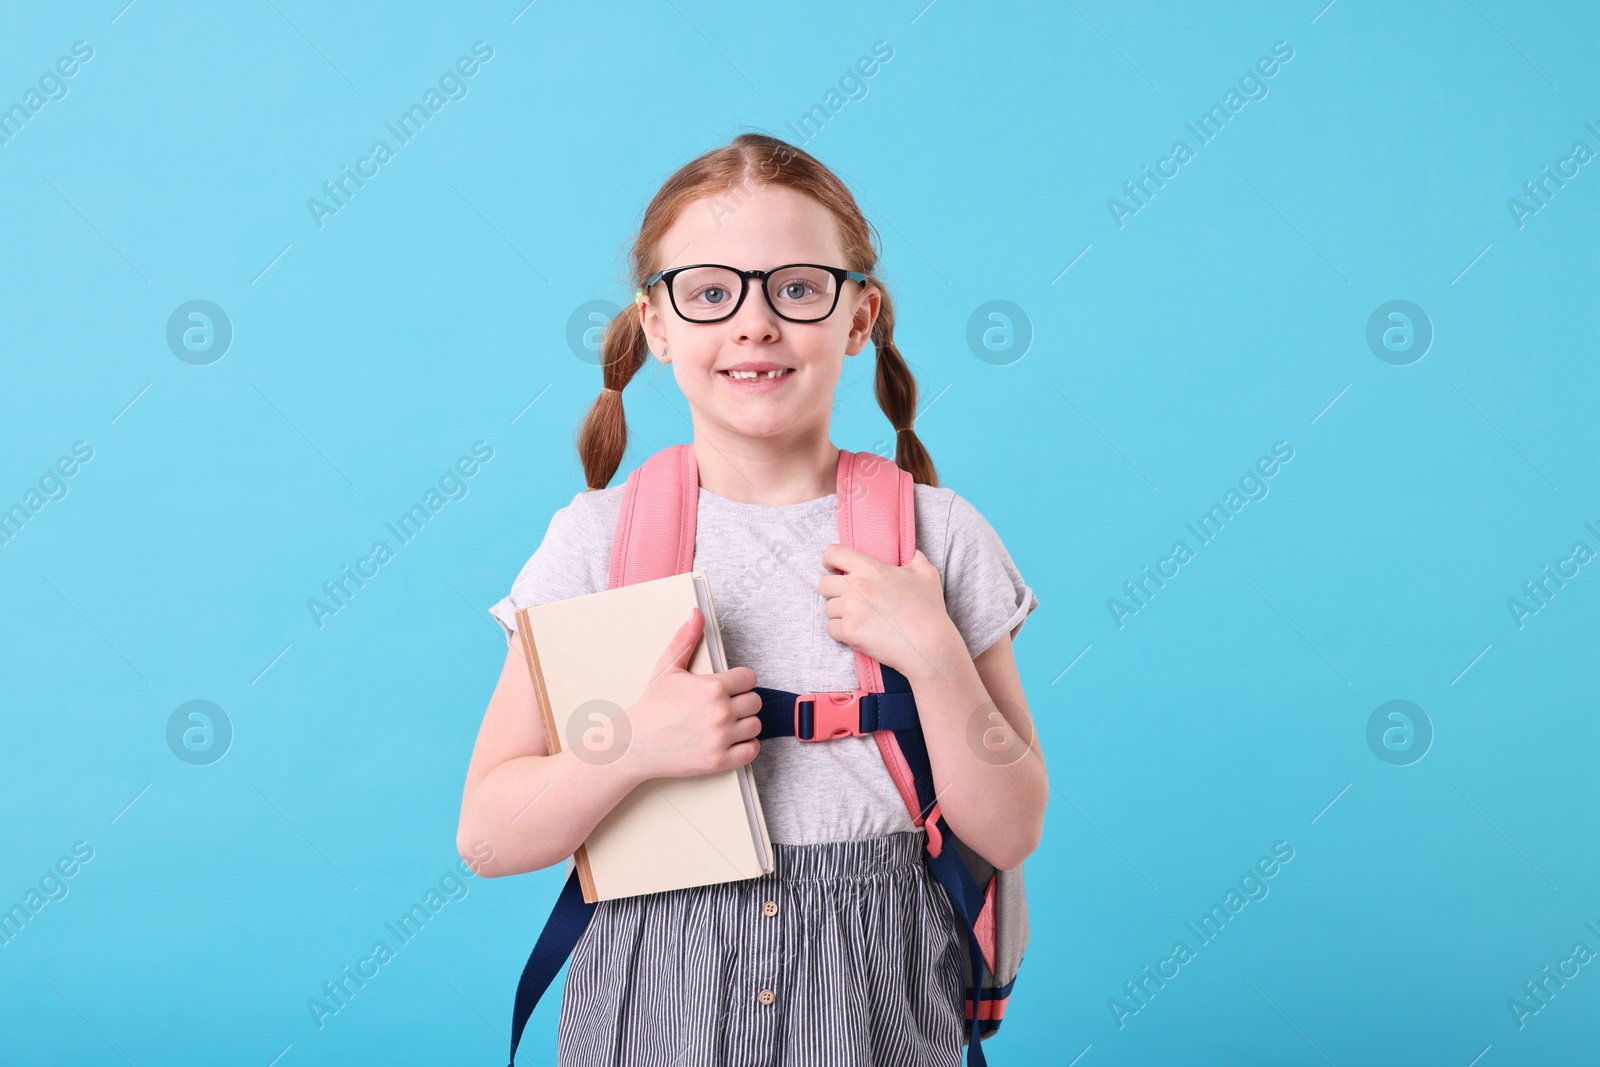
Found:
[721,368,794,380]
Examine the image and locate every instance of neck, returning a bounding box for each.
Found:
[692,426,838,506]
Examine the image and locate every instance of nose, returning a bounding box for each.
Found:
[728,279,782,345]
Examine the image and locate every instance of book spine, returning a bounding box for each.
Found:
[516,609,561,753]
[576,844,597,903]
[517,607,602,904]
[694,573,729,674]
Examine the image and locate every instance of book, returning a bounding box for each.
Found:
[514,570,774,903]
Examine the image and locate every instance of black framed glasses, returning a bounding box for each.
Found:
[643,263,869,323]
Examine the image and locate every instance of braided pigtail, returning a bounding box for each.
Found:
[869,287,939,487]
[576,301,650,491]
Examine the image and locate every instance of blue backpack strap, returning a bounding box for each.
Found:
[751,686,921,739]
[879,662,995,1067]
[507,866,596,1066]
[926,835,993,1065]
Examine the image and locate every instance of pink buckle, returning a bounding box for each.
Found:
[795,690,869,742]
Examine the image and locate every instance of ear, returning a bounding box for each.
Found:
[843,285,880,356]
[638,294,670,362]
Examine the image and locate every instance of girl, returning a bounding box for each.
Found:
[458,132,1047,1066]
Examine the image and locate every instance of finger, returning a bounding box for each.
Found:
[653,608,703,675]
[816,573,848,599]
[726,737,760,766]
[714,665,758,696]
[821,542,874,574]
[730,690,764,717]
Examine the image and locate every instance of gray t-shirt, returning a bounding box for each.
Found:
[488,479,1040,846]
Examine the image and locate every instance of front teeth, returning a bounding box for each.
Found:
[726,369,787,379]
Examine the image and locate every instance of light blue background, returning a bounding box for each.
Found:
[2,1,1596,1064]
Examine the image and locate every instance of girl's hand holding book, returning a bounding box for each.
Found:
[625,608,765,781]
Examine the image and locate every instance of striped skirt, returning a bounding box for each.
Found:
[555,829,967,1066]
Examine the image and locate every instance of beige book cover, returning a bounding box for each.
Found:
[514,570,774,903]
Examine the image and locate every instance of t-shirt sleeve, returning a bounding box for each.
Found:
[487,492,608,645]
[939,492,1041,659]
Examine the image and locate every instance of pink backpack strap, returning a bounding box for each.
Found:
[834,450,946,857]
[608,443,698,588]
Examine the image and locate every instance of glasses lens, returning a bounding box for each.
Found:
[765,266,838,321]
[670,266,744,321]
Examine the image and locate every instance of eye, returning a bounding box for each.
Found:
[768,267,831,305]
[688,285,730,305]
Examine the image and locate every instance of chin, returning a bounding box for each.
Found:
[716,408,800,436]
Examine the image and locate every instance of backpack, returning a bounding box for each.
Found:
[506,444,1028,1067]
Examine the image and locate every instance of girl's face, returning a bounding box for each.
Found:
[638,185,879,446]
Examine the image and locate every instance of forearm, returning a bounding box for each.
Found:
[900,625,1047,871]
[458,748,646,878]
